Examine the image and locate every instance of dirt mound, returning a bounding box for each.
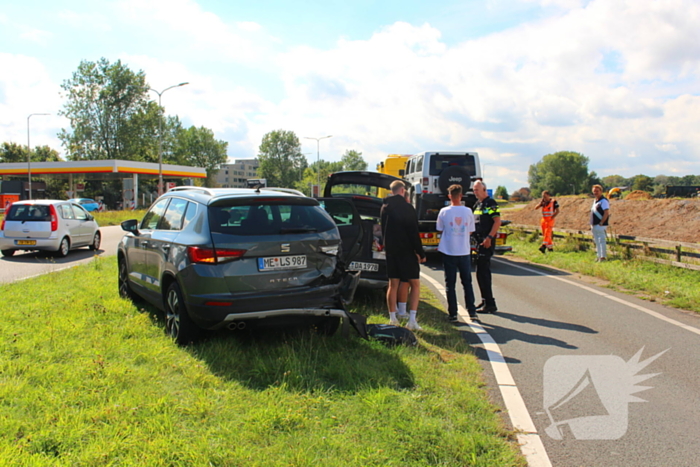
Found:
[502,197,700,244]
[625,190,653,200]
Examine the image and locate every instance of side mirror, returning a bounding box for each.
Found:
[121,219,140,234]
[399,169,405,177]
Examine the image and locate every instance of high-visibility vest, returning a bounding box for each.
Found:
[542,199,556,218]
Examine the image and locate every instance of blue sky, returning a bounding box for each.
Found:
[2,0,699,192]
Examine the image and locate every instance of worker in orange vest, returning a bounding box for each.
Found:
[535,190,559,253]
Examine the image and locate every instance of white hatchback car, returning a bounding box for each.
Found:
[0,200,101,257]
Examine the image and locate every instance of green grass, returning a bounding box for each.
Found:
[93,209,147,226]
[0,257,524,466]
[504,229,700,313]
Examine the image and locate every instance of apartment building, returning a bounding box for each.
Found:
[215,158,259,188]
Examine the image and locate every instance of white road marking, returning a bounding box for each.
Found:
[420,272,552,467]
[494,257,700,337]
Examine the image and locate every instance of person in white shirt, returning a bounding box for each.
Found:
[437,184,479,323]
[590,184,610,262]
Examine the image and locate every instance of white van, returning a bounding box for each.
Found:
[402,151,481,220]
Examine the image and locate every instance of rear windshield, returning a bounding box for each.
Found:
[327,184,383,198]
[209,201,336,236]
[6,204,51,222]
[429,155,477,176]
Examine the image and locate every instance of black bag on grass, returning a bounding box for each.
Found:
[366,324,418,347]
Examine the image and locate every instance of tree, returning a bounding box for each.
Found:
[32,145,62,162]
[630,174,653,192]
[340,150,367,171]
[601,174,630,189]
[297,160,344,195]
[528,151,590,197]
[172,126,228,187]
[0,142,27,163]
[58,58,152,160]
[257,130,307,188]
[495,185,509,200]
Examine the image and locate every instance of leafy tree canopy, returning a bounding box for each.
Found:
[528,151,590,197]
[0,142,61,163]
[340,150,367,171]
[495,185,509,200]
[257,130,307,188]
[59,58,152,161]
[172,126,228,187]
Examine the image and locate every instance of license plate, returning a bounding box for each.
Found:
[258,255,306,271]
[17,240,37,246]
[496,237,505,246]
[422,237,440,245]
[349,261,379,272]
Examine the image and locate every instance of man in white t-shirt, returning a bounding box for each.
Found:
[437,184,479,323]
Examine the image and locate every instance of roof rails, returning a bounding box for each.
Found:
[260,187,306,197]
[168,186,216,196]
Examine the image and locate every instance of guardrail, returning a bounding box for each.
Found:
[508,224,700,271]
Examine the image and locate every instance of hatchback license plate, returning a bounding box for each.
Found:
[258,255,306,271]
[349,261,379,272]
[17,240,37,246]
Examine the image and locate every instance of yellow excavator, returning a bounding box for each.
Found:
[608,187,624,198]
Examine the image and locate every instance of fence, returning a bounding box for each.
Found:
[508,224,700,271]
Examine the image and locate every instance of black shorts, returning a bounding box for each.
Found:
[386,252,420,281]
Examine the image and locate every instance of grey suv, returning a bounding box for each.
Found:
[117,187,360,344]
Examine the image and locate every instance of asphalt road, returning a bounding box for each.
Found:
[420,254,700,467]
[0,225,125,284]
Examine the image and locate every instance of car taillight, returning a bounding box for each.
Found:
[419,233,435,239]
[49,204,58,231]
[187,246,246,264]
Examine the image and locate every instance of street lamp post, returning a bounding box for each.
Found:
[149,82,189,195]
[27,113,50,200]
[304,135,332,197]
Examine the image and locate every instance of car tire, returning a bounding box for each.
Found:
[315,316,340,336]
[1,249,15,257]
[118,256,141,302]
[88,231,101,251]
[55,237,70,257]
[165,282,200,345]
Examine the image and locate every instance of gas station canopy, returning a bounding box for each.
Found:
[0,159,207,180]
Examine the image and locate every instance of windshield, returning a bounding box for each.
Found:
[6,204,51,222]
[209,201,336,236]
[429,155,477,176]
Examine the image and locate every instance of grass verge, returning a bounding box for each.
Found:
[504,229,700,313]
[0,256,524,466]
[92,209,147,226]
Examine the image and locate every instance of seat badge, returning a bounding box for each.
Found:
[281,243,291,253]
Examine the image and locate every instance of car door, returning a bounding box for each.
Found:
[128,197,170,301]
[148,197,189,300]
[70,203,92,246]
[317,198,363,266]
[58,203,82,244]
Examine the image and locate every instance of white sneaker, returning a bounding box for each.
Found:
[389,315,401,326]
[406,320,422,331]
[396,310,408,320]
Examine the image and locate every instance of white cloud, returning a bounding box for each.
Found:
[655,143,678,153]
[0,53,66,154]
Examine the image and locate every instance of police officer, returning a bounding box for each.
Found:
[472,180,501,314]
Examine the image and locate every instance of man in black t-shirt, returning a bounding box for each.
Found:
[381,180,426,330]
[472,180,501,313]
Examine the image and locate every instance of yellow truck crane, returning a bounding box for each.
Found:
[376,154,409,198]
